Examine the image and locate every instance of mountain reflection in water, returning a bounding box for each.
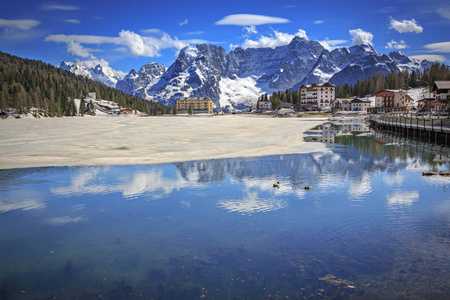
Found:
[0,138,449,299]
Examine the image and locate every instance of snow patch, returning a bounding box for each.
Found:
[219,76,263,109]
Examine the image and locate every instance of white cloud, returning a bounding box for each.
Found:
[179,19,188,26]
[141,28,163,35]
[313,20,324,24]
[0,19,40,30]
[186,31,204,35]
[67,41,94,58]
[410,55,446,62]
[241,29,307,49]
[319,38,348,51]
[242,25,258,37]
[41,3,81,10]
[64,19,81,24]
[424,41,450,53]
[385,39,408,49]
[229,43,239,50]
[215,14,290,26]
[117,30,160,57]
[389,17,423,33]
[46,30,191,58]
[437,7,450,19]
[349,28,373,45]
[47,216,84,225]
[45,34,116,44]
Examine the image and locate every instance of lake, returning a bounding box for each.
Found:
[0,135,449,299]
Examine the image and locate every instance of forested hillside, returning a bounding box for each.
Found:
[0,51,171,117]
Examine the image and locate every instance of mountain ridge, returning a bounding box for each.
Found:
[60,37,433,110]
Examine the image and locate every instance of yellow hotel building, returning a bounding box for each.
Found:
[176,97,213,114]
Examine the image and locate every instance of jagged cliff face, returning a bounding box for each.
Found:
[116,62,167,99]
[61,37,432,111]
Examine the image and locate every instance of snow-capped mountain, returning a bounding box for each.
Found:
[116,62,166,99]
[60,61,121,88]
[61,37,432,110]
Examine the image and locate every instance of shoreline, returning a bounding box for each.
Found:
[0,115,329,170]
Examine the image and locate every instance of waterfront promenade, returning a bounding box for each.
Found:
[370,113,450,147]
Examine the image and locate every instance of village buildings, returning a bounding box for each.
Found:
[299,83,335,110]
[367,89,414,113]
[176,97,213,114]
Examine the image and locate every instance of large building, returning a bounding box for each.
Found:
[176,97,213,114]
[367,89,414,113]
[299,83,335,109]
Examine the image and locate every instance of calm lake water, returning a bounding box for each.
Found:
[0,135,449,299]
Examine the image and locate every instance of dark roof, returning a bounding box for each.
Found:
[434,81,450,91]
[351,98,370,103]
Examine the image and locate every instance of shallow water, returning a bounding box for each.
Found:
[0,137,449,299]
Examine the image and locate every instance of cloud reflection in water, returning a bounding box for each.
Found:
[218,191,286,215]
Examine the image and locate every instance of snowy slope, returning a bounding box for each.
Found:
[60,61,121,88]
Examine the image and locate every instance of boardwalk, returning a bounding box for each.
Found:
[370,114,450,133]
[370,114,450,147]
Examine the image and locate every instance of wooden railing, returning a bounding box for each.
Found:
[370,113,450,133]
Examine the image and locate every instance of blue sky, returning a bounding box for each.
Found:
[1,0,449,77]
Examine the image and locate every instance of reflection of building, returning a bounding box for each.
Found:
[368,90,414,113]
[299,83,335,109]
[304,119,370,143]
[176,97,213,114]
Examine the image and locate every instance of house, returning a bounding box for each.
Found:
[299,83,335,109]
[86,92,96,100]
[432,81,450,111]
[417,92,437,112]
[120,108,133,114]
[334,98,352,111]
[350,98,371,112]
[281,101,293,109]
[258,101,272,110]
[367,89,414,113]
[433,81,450,101]
[176,97,213,114]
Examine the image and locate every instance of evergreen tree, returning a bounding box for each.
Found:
[89,100,95,116]
[188,103,194,115]
[79,97,85,116]
[173,103,177,115]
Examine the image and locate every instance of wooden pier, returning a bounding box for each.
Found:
[369,113,450,147]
